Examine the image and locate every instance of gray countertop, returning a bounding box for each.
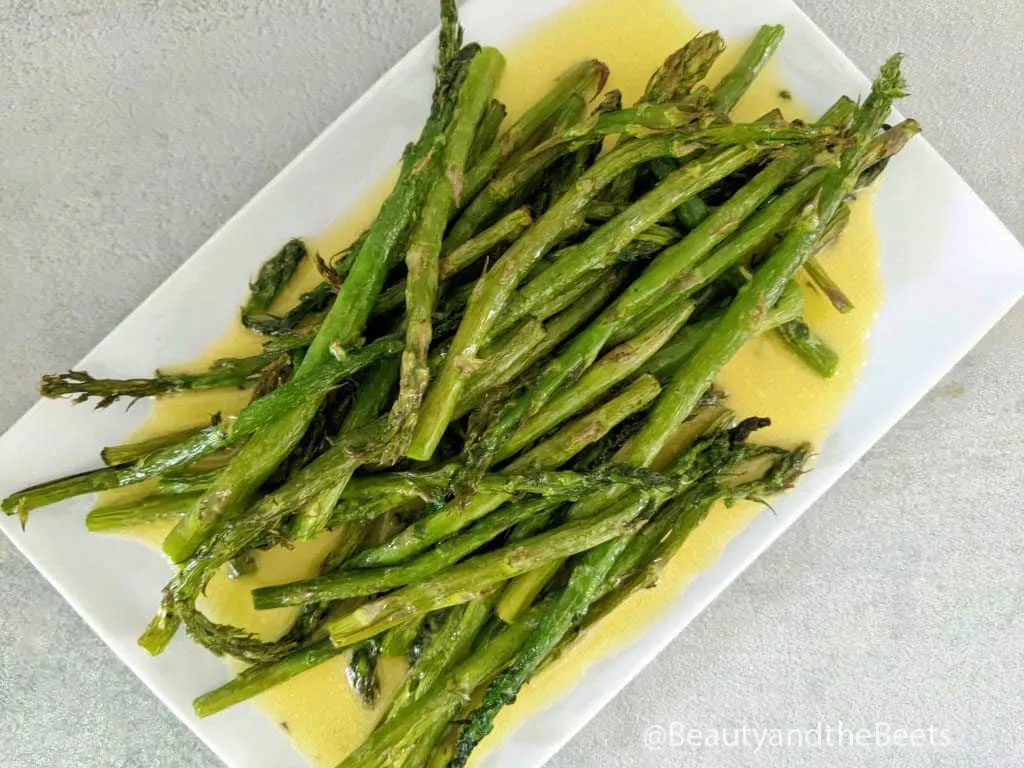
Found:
[1,1,1022,766]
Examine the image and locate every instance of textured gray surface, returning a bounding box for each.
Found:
[1,0,1022,766]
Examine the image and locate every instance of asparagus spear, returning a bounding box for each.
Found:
[708,25,785,113]
[774,318,839,377]
[388,48,506,458]
[640,283,804,383]
[798,120,919,314]
[656,32,821,233]
[3,424,231,519]
[589,446,810,629]
[239,238,306,330]
[39,340,305,408]
[313,463,682,529]
[466,99,506,169]
[241,231,370,336]
[493,407,737,622]
[450,537,634,764]
[289,355,402,540]
[802,204,854,313]
[454,270,627,419]
[385,596,497,723]
[86,493,200,533]
[193,637,341,717]
[230,338,402,436]
[605,32,725,205]
[450,112,831,254]
[160,7,477,563]
[529,91,622,215]
[31,333,395,534]
[495,144,765,328]
[645,31,726,103]
[100,425,207,466]
[160,287,618,572]
[347,637,383,705]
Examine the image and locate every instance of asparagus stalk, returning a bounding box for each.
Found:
[450,535,634,764]
[466,99,506,169]
[193,637,342,717]
[85,493,200,533]
[640,283,804,383]
[605,32,725,205]
[230,338,402,436]
[463,91,594,233]
[802,204,854,313]
[774,318,839,377]
[448,421,770,763]
[241,230,372,336]
[39,341,304,408]
[3,424,231,519]
[451,111,832,254]
[530,90,622,215]
[289,361,403,541]
[484,259,628,345]
[495,144,765,329]
[493,408,736,622]
[347,637,383,705]
[453,270,627,418]
[380,615,427,658]
[798,120,919,315]
[156,470,219,498]
[591,446,810,627]
[341,357,401,434]
[252,464,680,609]
[388,48,506,458]
[708,25,785,113]
[645,32,726,103]
[100,425,207,466]
[239,238,306,330]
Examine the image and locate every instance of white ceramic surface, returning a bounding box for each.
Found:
[1,1,1022,766]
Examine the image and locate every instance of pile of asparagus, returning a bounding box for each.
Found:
[4,2,918,765]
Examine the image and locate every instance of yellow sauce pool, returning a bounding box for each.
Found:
[98,0,882,763]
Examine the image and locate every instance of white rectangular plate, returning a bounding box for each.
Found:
[2,0,1023,766]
